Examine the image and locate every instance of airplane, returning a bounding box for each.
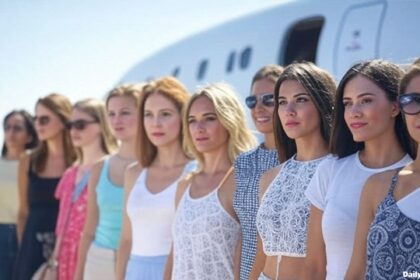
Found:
[118,0,420,127]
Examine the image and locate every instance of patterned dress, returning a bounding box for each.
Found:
[233,144,279,280]
[55,166,89,280]
[256,155,328,257]
[365,169,420,280]
[172,181,240,279]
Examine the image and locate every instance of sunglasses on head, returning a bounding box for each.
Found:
[245,93,275,109]
[399,93,420,115]
[33,115,51,126]
[5,124,25,133]
[66,119,98,131]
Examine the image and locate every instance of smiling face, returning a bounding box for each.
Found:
[250,78,276,135]
[277,79,321,140]
[343,75,399,142]
[187,96,229,154]
[143,93,182,148]
[106,96,139,141]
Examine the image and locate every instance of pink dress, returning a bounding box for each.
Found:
[55,166,88,280]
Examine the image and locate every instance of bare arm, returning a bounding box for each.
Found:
[249,166,280,280]
[345,175,384,280]
[163,175,192,280]
[116,164,141,280]
[74,161,102,280]
[302,205,327,280]
[16,153,30,244]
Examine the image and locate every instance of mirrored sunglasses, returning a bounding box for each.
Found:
[66,119,98,131]
[33,115,51,126]
[399,93,420,115]
[245,93,275,109]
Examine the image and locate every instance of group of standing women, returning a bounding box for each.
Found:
[0,58,419,280]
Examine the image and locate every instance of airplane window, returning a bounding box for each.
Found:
[240,46,252,70]
[281,17,324,65]
[226,51,236,73]
[172,67,180,77]
[197,59,208,80]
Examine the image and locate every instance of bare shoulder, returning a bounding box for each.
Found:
[124,162,142,188]
[177,172,194,194]
[363,169,398,204]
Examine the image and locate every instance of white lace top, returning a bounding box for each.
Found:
[256,155,328,257]
[172,182,240,279]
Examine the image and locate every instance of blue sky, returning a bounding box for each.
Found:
[0,0,277,141]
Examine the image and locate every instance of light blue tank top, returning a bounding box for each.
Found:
[93,158,124,249]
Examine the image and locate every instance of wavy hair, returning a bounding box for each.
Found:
[183,83,257,168]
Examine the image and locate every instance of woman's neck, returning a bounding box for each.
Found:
[295,132,328,161]
[117,138,137,161]
[263,132,276,150]
[46,134,65,157]
[80,141,107,167]
[201,146,231,175]
[5,147,25,160]
[153,142,188,168]
[360,130,405,168]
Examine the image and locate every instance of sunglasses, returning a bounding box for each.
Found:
[5,124,25,133]
[399,93,420,115]
[66,119,98,131]
[33,115,51,126]
[245,93,275,109]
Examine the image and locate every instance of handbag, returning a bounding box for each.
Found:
[31,172,90,280]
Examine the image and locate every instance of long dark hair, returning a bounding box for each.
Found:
[273,62,336,162]
[2,110,38,157]
[330,59,414,158]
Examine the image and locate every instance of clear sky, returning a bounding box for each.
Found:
[0,0,278,142]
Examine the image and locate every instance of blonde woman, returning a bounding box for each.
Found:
[75,84,142,280]
[164,83,257,280]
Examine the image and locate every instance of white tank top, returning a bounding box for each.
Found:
[172,168,240,280]
[127,161,196,256]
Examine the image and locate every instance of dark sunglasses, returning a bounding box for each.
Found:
[399,93,420,115]
[245,93,275,109]
[33,115,51,126]
[66,119,98,131]
[5,124,25,133]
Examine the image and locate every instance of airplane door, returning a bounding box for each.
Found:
[334,2,386,78]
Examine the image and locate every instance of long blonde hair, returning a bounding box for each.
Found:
[183,83,257,168]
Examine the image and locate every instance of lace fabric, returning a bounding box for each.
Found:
[256,155,327,256]
[172,182,240,280]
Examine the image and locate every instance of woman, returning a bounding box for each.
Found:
[14,93,76,280]
[0,110,37,280]
[116,77,195,280]
[345,64,420,279]
[304,59,414,280]
[233,64,283,280]
[52,98,118,280]
[251,62,335,280]
[164,83,256,280]
[75,84,142,280]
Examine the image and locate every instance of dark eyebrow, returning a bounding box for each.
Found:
[343,93,376,100]
[278,92,308,99]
